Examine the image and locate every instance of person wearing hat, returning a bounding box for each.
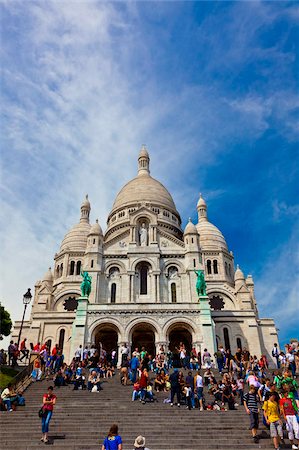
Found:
[133,435,150,450]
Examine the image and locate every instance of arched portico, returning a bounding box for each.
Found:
[128,321,158,357]
[165,321,194,353]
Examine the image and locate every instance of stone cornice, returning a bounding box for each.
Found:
[87,309,201,316]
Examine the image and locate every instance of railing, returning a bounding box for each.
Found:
[10,359,35,393]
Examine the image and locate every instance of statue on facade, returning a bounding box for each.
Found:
[80,271,92,297]
[139,222,148,246]
[194,269,207,297]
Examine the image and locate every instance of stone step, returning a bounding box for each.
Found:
[0,371,277,450]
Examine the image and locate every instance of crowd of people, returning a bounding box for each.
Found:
[1,337,298,450]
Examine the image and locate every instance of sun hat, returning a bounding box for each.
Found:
[134,435,146,448]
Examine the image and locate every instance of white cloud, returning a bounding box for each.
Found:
[0,1,297,347]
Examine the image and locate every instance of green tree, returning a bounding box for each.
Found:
[0,303,12,338]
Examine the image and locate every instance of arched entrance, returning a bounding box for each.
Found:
[168,325,193,353]
[131,323,156,356]
[94,324,119,359]
[168,324,193,368]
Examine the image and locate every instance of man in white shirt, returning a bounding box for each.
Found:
[272,343,280,368]
[121,343,129,365]
[286,351,296,377]
[75,345,83,362]
[194,371,204,411]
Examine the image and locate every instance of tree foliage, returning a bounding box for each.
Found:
[0,304,13,338]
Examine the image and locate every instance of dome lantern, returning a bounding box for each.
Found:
[138,145,150,176]
[80,194,91,223]
[197,193,207,222]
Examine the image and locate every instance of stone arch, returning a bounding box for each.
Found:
[125,317,161,342]
[131,257,154,272]
[163,259,185,275]
[164,318,197,359]
[131,210,157,226]
[164,319,195,357]
[53,290,81,311]
[127,319,160,357]
[89,317,125,343]
[104,260,126,276]
[163,317,196,336]
[207,288,236,310]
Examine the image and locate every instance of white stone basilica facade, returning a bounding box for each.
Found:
[13,147,279,364]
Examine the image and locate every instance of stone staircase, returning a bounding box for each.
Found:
[0,370,278,450]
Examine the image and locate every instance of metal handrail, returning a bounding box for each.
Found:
[10,360,34,392]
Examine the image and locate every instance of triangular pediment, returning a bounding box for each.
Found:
[38,285,52,295]
[236,284,250,294]
[159,229,185,249]
[104,230,130,250]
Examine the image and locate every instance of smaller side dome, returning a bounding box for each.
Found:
[184,218,198,235]
[42,267,53,282]
[89,219,103,236]
[234,264,245,282]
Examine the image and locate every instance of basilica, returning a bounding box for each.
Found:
[13,147,279,364]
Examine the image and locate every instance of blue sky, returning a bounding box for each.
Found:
[0,1,298,346]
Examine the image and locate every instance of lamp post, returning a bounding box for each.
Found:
[17,288,32,348]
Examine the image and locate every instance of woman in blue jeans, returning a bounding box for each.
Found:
[41,386,57,443]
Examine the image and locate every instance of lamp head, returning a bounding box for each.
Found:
[23,288,32,305]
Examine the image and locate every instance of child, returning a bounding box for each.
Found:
[243,385,259,444]
[279,390,299,450]
[237,374,244,404]
[263,392,284,450]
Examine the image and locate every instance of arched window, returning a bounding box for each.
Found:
[223,328,230,350]
[91,259,94,268]
[56,266,60,277]
[193,259,196,268]
[111,283,116,303]
[171,283,177,303]
[60,264,63,277]
[76,260,81,275]
[228,264,232,277]
[207,260,212,274]
[93,238,96,244]
[236,337,242,349]
[191,237,194,243]
[140,265,148,295]
[46,339,52,351]
[213,260,218,274]
[58,329,65,351]
[70,261,75,275]
[225,262,228,275]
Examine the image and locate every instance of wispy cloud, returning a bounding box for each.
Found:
[0,1,298,346]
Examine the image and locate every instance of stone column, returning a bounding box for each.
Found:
[70,296,89,362]
[156,274,160,302]
[199,295,216,355]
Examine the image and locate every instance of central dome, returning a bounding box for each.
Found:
[110,146,178,215]
[112,175,177,212]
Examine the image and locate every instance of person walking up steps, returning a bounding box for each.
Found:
[102,424,122,450]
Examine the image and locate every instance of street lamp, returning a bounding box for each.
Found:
[17,288,32,348]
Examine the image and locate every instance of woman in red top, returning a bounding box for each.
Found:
[139,368,149,404]
[41,386,57,443]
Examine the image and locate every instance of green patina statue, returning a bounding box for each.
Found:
[194,269,207,297]
[80,271,92,297]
